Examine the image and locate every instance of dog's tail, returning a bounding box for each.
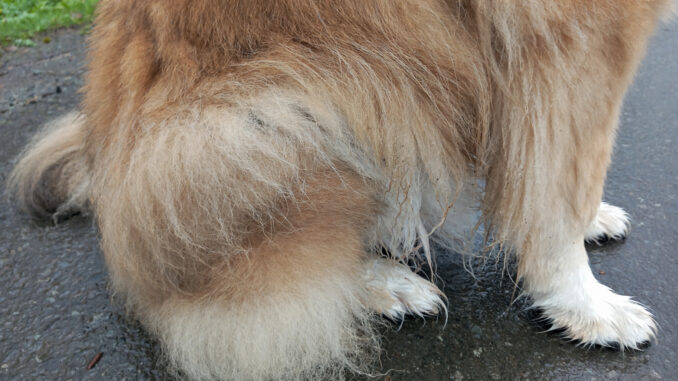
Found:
[7,112,91,222]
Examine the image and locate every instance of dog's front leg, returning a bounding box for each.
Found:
[478,2,664,349]
[502,136,656,348]
[523,234,655,349]
[500,85,658,351]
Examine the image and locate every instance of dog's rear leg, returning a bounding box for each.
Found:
[585,202,631,243]
[125,171,380,380]
[363,257,445,321]
[106,168,442,380]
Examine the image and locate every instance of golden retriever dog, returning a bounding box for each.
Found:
[8,1,675,379]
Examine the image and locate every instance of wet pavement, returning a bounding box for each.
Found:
[1,23,677,380]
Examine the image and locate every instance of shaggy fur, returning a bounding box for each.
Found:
[8,112,89,222]
[8,0,674,379]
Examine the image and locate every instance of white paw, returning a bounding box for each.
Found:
[585,202,630,243]
[534,279,656,349]
[363,258,445,320]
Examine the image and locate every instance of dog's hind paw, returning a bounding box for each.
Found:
[585,202,630,243]
[363,258,445,320]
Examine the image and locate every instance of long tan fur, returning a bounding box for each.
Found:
[8,0,673,379]
[8,112,90,222]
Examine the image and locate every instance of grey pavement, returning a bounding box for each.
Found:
[0,22,677,380]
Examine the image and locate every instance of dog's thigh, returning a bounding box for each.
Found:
[112,169,384,380]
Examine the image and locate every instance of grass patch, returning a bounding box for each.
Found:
[0,0,99,46]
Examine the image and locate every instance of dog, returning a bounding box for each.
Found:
[8,1,675,379]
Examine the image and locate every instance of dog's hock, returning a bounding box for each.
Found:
[585,202,631,243]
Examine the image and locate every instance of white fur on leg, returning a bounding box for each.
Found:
[585,202,630,243]
[363,258,445,320]
[528,243,656,349]
[145,276,378,380]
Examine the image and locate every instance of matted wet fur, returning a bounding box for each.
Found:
[8,1,675,380]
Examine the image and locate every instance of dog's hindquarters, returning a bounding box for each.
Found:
[140,170,381,380]
[9,1,673,378]
[88,95,446,379]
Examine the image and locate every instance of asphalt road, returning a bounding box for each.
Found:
[1,22,676,380]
